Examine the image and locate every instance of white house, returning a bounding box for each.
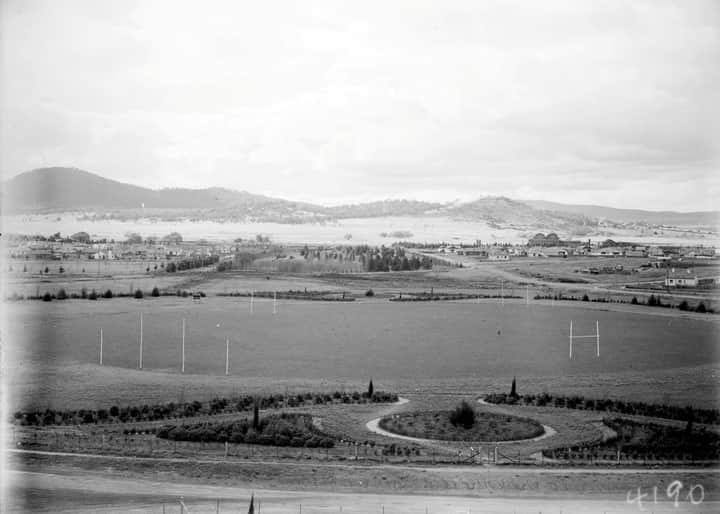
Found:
[665,269,698,287]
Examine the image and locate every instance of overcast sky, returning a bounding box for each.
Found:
[1,0,718,210]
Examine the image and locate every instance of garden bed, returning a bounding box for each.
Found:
[378,410,544,442]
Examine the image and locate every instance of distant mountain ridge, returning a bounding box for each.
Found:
[2,167,717,230]
[524,200,718,227]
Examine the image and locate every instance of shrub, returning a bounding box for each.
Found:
[696,302,707,313]
[365,289,375,297]
[678,300,689,311]
[103,289,113,299]
[56,288,68,300]
[134,289,144,299]
[42,292,53,302]
[151,287,160,297]
[449,401,476,429]
[88,289,98,300]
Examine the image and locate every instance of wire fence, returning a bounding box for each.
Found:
[12,428,718,467]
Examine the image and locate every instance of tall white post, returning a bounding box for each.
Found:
[596,320,600,357]
[99,328,103,365]
[181,318,186,373]
[569,320,573,359]
[225,337,230,375]
[139,312,143,369]
[273,291,277,315]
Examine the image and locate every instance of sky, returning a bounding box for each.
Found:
[1,0,719,211]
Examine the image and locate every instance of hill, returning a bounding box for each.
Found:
[2,168,716,232]
[1,168,324,221]
[524,200,719,227]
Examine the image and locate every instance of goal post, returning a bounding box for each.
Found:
[569,320,600,359]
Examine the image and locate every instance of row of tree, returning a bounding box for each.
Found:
[297,244,433,272]
[13,390,398,426]
[484,392,719,424]
[166,255,219,272]
[532,293,713,313]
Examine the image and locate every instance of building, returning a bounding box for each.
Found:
[543,246,571,258]
[665,268,699,287]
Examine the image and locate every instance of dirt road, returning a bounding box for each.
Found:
[5,469,719,514]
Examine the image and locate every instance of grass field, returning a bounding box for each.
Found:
[5,297,718,411]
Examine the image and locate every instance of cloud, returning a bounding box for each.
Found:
[1,0,718,211]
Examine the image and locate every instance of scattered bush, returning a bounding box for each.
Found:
[157,413,334,447]
[485,392,719,425]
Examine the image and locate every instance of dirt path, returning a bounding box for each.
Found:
[11,470,714,514]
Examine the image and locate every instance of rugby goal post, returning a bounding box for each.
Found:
[569,320,600,359]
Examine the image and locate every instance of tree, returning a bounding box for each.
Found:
[696,302,707,313]
[582,294,589,302]
[365,289,374,297]
[44,266,49,273]
[368,379,374,398]
[134,289,144,299]
[88,289,98,300]
[151,287,160,297]
[56,288,68,300]
[449,401,476,429]
[162,232,183,244]
[252,400,260,430]
[125,232,143,244]
[631,296,638,305]
[58,266,65,274]
[678,300,689,311]
[42,292,53,302]
[510,376,518,398]
[103,289,113,299]
[70,231,91,243]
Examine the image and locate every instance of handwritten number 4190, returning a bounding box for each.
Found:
[627,481,704,509]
